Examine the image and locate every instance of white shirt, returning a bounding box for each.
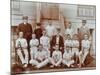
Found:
[30,39,39,47]
[35,49,50,60]
[56,36,60,44]
[40,36,50,47]
[82,40,91,49]
[64,40,72,47]
[65,28,73,36]
[52,50,62,62]
[63,50,72,60]
[72,40,79,48]
[43,49,50,58]
[79,25,89,35]
[45,25,56,37]
[16,38,27,48]
[35,50,44,61]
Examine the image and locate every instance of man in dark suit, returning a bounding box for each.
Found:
[17,16,32,61]
[50,28,64,55]
[17,16,32,46]
[78,20,90,41]
[34,23,43,42]
[78,20,90,51]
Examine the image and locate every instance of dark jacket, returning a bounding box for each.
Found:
[50,35,64,53]
[17,23,32,42]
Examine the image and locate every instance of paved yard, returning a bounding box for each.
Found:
[11,55,96,75]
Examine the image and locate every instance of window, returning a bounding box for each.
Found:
[77,5,95,18]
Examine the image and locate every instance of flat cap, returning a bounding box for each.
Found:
[82,20,87,23]
[22,16,28,20]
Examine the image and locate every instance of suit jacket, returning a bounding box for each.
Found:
[50,35,64,53]
[34,28,43,40]
[17,23,32,43]
[78,26,90,41]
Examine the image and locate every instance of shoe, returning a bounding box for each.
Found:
[23,64,28,68]
[70,65,74,67]
[78,64,82,68]
[57,65,61,67]
[32,64,34,66]
[50,65,54,68]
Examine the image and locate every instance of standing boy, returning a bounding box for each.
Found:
[45,20,56,38]
[72,34,80,65]
[34,23,43,41]
[65,22,73,37]
[40,30,50,51]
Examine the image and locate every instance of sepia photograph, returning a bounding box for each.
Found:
[11,0,96,74]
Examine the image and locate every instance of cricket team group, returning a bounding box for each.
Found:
[15,16,91,69]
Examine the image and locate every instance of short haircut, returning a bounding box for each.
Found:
[38,44,43,47]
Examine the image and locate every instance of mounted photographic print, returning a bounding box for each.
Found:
[11,0,96,74]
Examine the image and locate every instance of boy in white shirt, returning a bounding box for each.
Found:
[65,22,73,37]
[45,20,56,38]
[29,33,39,63]
[40,30,50,51]
[50,44,62,67]
[62,46,74,67]
[16,32,28,67]
[79,34,91,67]
[72,34,80,64]
[64,34,72,48]
[29,44,50,69]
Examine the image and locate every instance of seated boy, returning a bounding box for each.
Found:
[62,46,74,67]
[29,44,50,69]
[50,44,62,67]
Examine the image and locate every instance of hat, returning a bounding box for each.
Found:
[56,26,61,31]
[68,21,71,24]
[66,45,70,48]
[57,28,61,32]
[82,20,86,23]
[37,23,41,26]
[22,16,28,20]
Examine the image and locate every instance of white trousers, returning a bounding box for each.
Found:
[30,47,37,59]
[29,58,49,68]
[72,48,79,56]
[17,49,28,64]
[49,58,62,66]
[42,45,49,51]
[62,59,74,67]
[79,49,89,64]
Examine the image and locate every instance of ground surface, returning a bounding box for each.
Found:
[11,55,96,75]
